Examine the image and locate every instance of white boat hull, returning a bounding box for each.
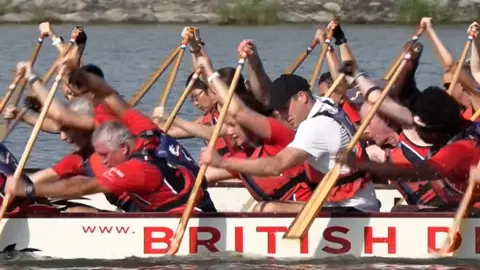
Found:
[70,184,405,213]
[0,212,475,260]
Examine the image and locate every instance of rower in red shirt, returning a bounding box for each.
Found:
[191,56,311,212]
[5,61,216,213]
[11,64,116,182]
[3,62,119,212]
[342,61,480,211]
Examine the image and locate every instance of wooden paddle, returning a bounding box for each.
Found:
[156,34,191,114]
[7,33,47,110]
[284,38,319,74]
[163,68,202,132]
[0,33,48,139]
[0,68,64,224]
[0,106,29,142]
[383,27,425,81]
[438,179,475,256]
[0,72,25,114]
[309,29,334,88]
[323,73,346,98]
[127,43,183,106]
[470,108,480,121]
[283,56,411,240]
[447,33,474,96]
[167,54,247,255]
[40,39,76,84]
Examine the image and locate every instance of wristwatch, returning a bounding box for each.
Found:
[25,181,36,198]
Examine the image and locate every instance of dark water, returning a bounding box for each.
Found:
[0,23,476,268]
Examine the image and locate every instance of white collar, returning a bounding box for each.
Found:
[306,96,338,119]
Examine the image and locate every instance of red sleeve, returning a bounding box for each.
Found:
[462,106,473,120]
[121,108,161,136]
[264,117,295,147]
[51,154,84,178]
[94,103,117,126]
[427,140,477,182]
[342,101,361,124]
[96,159,162,194]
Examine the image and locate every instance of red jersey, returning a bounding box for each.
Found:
[94,102,117,125]
[227,118,311,201]
[427,139,480,194]
[340,101,361,124]
[391,131,480,207]
[94,109,202,212]
[51,147,94,178]
[462,106,473,120]
[387,132,430,166]
[52,103,117,178]
[387,131,431,205]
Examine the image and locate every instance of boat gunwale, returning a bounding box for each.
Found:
[22,169,398,190]
[4,211,466,219]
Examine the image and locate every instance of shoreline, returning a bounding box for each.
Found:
[0,21,473,26]
[0,0,478,26]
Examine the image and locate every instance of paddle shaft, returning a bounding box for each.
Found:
[158,36,190,108]
[0,106,28,142]
[471,107,480,121]
[439,177,475,255]
[447,36,473,96]
[127,46,180,106]
[8,34,46,110]
[168,56,247,255]
[323,73,346,98]
[0,74,25,114]
[284,56,411,240]
[284,39,318,74]
[309,30,334,88]
[383,28,425,81]
[163,68,202,132]
[40,39,76,84]
[0,34,48,140]
[0,73,63,221]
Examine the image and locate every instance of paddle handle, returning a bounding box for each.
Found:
[157,35,190,108]
[284,38,318,74]
[40,39,75,84]
[447,36,474,96]
[168,55,247,255]
[309,30,334,88]
[439,179,475,255]
[163,68,202,132]
[284,55,410,240]
[0,72,63,220]
[128,46,180,106]
[323,73,346,98]
[0,106,28,142]
[383,27,424,81]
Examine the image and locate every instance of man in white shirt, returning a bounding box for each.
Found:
[200,74,379,213]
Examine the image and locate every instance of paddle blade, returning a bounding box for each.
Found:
[283,165,340,239]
